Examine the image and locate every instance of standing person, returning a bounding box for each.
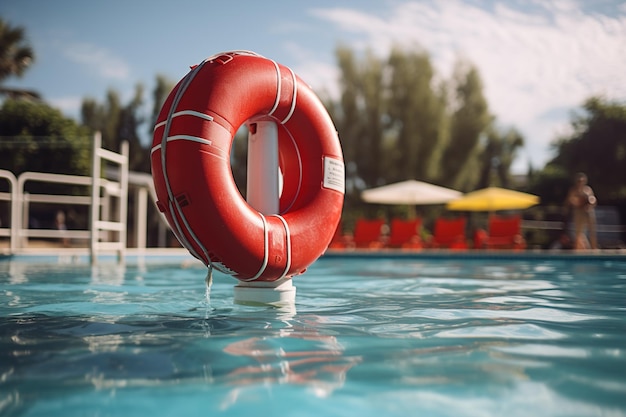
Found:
[566,172,597,249]
[55,210,69,247]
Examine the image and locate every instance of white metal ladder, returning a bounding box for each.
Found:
[90,132,129,264]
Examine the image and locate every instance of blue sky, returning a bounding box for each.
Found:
[1,0,625,173]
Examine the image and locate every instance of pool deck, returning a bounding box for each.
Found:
[323,248,626,261]
[1,242,624,265]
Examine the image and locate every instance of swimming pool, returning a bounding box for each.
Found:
[1,253,625,416]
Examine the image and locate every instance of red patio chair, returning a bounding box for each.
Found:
[387,218,423,249]
[352,218,386,249]
[429,217,468,250]
[482,215,526,250]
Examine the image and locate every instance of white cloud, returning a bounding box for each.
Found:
[62,42,131,80]
[310,0,626,172]
[283,41,340,99]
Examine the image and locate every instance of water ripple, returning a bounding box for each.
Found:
[1,257,625,416]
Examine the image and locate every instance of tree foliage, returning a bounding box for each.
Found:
[386,47,448,183]
[331,46,378,189]
[80,75,176,173]
[0,99,91,176]
[329,46,496,200]
[533,96,626,203]
[477,126,524,189]
[324,45,525,225]
[150,74,175,135]
[81,85,148,172]
[0,18,37,99]
[441,64,492,190]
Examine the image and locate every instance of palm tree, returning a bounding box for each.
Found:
[0,18,38,99]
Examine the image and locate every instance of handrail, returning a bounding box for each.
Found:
[0,171,166,256]
[522,219,626,232]
[15,172,93,250]
[0,169,18,252]
[0,133,132,261]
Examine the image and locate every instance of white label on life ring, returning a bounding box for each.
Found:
[323,157,345,194]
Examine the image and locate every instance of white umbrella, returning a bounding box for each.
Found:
[362,180,462,205]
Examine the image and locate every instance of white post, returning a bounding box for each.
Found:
[246,120,279,214]
[236,120,296,307]
[135,186,148,250]
[117,140,129,263]
[90,132,101,265]
[1,170,19,253]
[21,193,29,248]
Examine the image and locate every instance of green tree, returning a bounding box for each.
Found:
[80,75,178,174]
[328,46,364,199]
[331,46,450,190]
[0,99,91,176]
[440,62,492,190]
[0,18,37,99]
[81,89,122,151]
[331,46,380,188]
[120,84,147,172]
[359,50,386,186]
[386,46,448,182]
[150,74,175,136]
[330,47,494,196]
[542,96,626,202]
[477,127,524,188]
[328,46,505,225]
[526,164,571,206]
[81,84,147,172]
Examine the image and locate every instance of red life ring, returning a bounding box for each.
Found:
[151,51,344,282]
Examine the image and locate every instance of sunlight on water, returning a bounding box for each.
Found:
[0,256,625,417]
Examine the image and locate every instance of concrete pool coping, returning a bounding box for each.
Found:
[1,246,624,265]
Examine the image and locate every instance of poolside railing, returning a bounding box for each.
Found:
[0,169,18,253]
[0,133,136,263]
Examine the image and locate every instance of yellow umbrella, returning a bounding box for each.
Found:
[446,187,540,212]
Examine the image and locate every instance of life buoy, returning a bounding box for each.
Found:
[151,51,345,282]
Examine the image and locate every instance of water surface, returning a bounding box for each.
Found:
[1,255,625,416]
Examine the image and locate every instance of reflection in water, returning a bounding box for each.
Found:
[0,310,362,413]
[222,314,361,405]
[90,264,126,286]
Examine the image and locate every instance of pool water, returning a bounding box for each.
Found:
[1,254,625,416]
